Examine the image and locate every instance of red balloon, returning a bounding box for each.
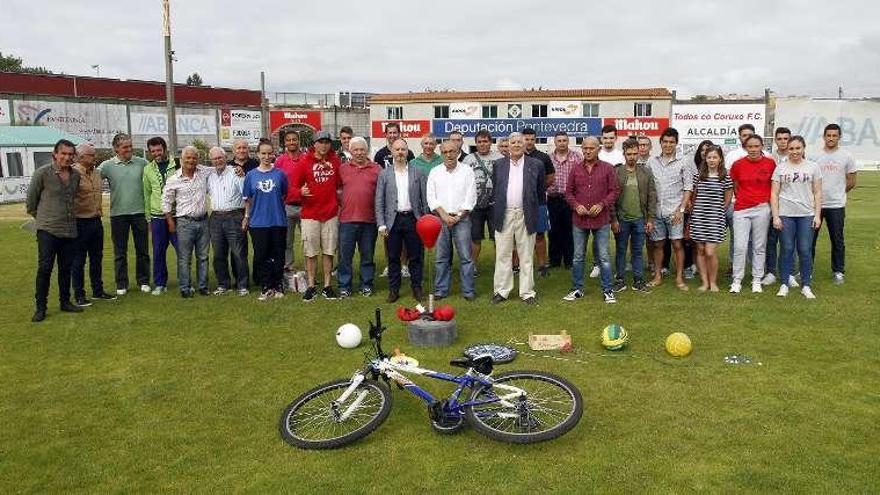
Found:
[416,214,442,249]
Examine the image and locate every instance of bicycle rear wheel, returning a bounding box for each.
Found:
[279,378,392,449]
[465,370,582,444]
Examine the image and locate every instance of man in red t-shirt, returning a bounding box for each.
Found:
[274,131,305,272]
[337,136,381,298]
[729,134,776,294]
[292,130,342,301]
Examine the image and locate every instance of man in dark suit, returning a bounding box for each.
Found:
[374,138,429,303]
[490,133,546,305]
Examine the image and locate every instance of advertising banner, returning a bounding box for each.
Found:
[432,118,602,138]
[131,111,217,136]
[371,120,431,138]
[0,177,30,204]
[449,102,481,119]
[775,97,880,168]
[671,103,766,146]
[603,117,670,137]
[0,100,10,125]
[549,101,582,118]
[12,99,128,148]
[220,108,262,146]
[269,110,322,134]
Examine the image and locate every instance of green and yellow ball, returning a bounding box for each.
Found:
[601,324,628,351]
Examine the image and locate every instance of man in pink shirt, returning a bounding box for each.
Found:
[337,136,381,298]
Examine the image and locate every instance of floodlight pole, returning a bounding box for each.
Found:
[163,0,179,156]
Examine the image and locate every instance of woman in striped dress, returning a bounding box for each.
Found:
[689,146,733,292]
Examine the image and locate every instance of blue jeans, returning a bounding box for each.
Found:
[150,217,178,287]
[434,217,475,297]
[615,218,646,282]
[176,217,209,292]
[780,216,814,287]
[338,222,378,292]
[573,224,612,292]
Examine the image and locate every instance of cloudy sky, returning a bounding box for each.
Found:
[2,0,878,98]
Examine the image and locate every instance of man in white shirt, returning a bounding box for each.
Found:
[427,140,477,300]
[812,123,858,284]
[599,124,625,166]
[207,147,249,296]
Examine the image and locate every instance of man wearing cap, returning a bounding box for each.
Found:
[292,130,343,302]
[99,133,150,295]
[142,136,179,295]
[207,146,249,296]
[27,139,82,322]
[71,142,115,307]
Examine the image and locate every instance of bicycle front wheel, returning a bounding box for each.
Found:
[465,370,582,444]
[279,378,392,449]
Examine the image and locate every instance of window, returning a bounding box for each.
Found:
[531,104,548,118]
[5,153,24,177]
[386,106,403,120]
[634,102,653,117]
[481,105,498,118]
[434,105,449,119]
[575,137,584,145]
[583,103,600,117]
[536,138,548,144]
[33,152,54,169]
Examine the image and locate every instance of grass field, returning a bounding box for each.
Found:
[1,176,878,493]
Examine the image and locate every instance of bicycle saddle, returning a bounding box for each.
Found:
[449,354,494,375]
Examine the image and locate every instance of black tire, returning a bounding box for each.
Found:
[279,378,392,449]
[465,370,583,444]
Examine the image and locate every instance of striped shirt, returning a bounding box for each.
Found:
[548,149,583,197]
[647,154,693,217]
[207,166,244,212]
[162,166,212,218]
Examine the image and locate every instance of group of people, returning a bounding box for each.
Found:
[26,119,857,321]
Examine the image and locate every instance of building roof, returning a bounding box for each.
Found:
[0,72,262,107]
[370,88,672,103]
[0,126,87,147]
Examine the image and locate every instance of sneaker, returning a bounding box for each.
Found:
[93,292,117,300]
[801,286,816,299]
[788,275,800,288]
[339,289,351,299]
[776,285,789,297]
[522,296,539,306]
[832,272,844,285]
[238,288,249,297]
[331,268,338,278]
[661,267,670,277]
[632,280,651,293]
[401,265,411,278]
[198,288,211,296]
[379,267,389,278]
[140,284,151,293]
[273,290,285,299]
[387,291,400,303]
[761,273,777,286]
[612,279,627,293]
[258,289,275,301]
[180,289,194,299]
[463,293,477,302]
[212,287,229,296]
[116,288,128,296]
[321,286,338,300]
[539,265,550,277]
[683,266,695,280]
[563,289,583,302]
[75,296,93,308]
[151,286,167,296]
[60,301,84,313]
[360,287,373,297]
[603,291,617,304]
[589,265,600,278]
[302,286,318,302]
[751,282,763,293]
[491,293,507,304]
[729,281,742,293]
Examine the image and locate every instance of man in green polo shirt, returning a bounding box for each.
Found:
[410,133,442,175]
[99,133,151,296]
[142,136,179,295]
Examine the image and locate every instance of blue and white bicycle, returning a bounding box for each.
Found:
[279,309,583,449]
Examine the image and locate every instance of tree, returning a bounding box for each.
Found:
[186,72,203,86]
[0,51,54,74]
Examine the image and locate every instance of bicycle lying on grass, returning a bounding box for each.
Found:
[279,309,583,449]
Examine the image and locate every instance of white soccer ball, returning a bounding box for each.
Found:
[335,323,362,349]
